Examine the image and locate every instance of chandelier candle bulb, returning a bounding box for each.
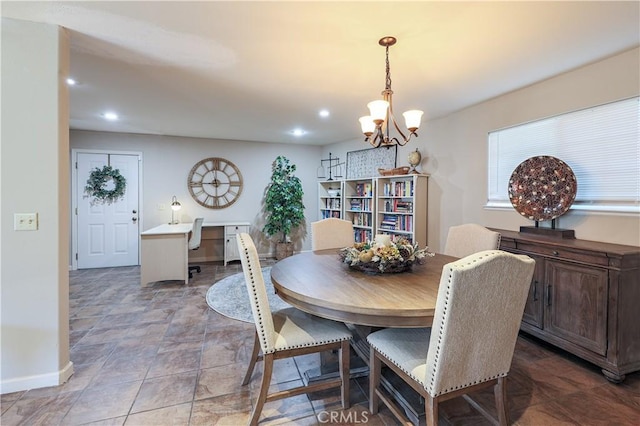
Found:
[403,110,424,132]
[359,116,376,136]
[368,100,389,123]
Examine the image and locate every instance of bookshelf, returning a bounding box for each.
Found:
[318,180,343,220]
[375,174,428,246]
[343,178,375,243]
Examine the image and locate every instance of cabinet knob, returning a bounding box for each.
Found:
[552,250,559,256]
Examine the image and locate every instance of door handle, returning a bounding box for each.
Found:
[546,284,552,306]
[132,210,137,214]
[132,217,138,223]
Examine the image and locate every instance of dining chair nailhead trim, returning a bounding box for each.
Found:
[241,240,274,354]
[239,234,350,354]
[425,250,508,397]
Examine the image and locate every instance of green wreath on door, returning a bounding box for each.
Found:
[85,165,127,204]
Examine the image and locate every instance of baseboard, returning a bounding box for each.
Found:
[1,361,74,394]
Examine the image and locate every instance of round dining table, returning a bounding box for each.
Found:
[270,249,458,328]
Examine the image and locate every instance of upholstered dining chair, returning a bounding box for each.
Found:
[368,250,535,426]
[236,233,352,425]
[311,217,355,250]
[443,223,501,258]
[187,217,204,279]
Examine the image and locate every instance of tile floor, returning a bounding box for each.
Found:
[1,261,638,425]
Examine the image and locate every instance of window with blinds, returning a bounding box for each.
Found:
[487,97,639,214]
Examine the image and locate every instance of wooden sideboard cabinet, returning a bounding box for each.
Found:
[495,229,640,383]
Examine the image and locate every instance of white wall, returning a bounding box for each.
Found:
[1,18,72,393]
[70,131,322,254]
[325,47,640,251]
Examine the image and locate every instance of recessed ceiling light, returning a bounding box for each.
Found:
[102,112,119,121]
[66,78,76,86]
[319,109,330,118]
[291,128,306,137]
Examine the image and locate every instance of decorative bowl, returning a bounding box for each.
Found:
[378,166,410,176]
[339,238,434,274]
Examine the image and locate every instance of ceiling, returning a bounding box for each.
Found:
[2,1,639,146]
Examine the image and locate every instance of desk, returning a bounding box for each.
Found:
[270,250,456,328]
[140,222,249,285]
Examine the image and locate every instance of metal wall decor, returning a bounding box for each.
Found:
[508,155,577,224]
[346,145,397,179]
[316,152,344,181]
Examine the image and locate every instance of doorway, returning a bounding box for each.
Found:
[72,149,142,269]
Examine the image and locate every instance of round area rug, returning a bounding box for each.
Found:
[206,267,291,323]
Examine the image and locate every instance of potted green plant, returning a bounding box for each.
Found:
[263,156,305,259]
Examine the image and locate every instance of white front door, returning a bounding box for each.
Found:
[76,152,140,269]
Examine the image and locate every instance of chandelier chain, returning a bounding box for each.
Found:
[385,45,392,91]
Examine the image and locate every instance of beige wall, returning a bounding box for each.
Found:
[1,18,72,393]
[70,132,322,255]
[325,47,640,250]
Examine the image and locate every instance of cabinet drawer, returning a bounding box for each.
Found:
[225,225,249,237]
[516,242,609,267]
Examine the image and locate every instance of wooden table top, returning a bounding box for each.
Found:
[270,250,457,328]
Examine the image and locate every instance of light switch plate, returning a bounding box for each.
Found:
[14,213,38,231]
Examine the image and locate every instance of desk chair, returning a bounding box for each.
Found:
[368,250,535,426]
[443,223,501,258]
[311,217,354,250]
[188,217,204,279]
[236,232,352,425]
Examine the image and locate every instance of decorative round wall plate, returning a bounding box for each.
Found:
[508,156,577,222]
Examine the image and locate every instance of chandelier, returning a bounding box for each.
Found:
[359,36,423,148]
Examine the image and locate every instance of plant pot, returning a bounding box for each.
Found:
[275,242,294,260]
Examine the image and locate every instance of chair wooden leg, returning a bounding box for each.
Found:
[339,340,351,409]
[242,332,261,386]
[425,394,438,426]
[249,352,273,426]
[495,376,509,426]
[369,348,382,414]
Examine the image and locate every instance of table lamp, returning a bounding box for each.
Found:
[170,195,181,224]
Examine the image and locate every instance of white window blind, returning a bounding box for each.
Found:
[487,97,639,214]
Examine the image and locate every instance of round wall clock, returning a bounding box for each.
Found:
[188,157,243,209]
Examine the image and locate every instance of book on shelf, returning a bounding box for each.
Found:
[353,228,372,243]
[351,212,371,227]
[381,180,414,197]
[394,200,413,213]
[355,182,373,197]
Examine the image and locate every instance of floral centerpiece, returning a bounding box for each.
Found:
[339,234,434,274]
